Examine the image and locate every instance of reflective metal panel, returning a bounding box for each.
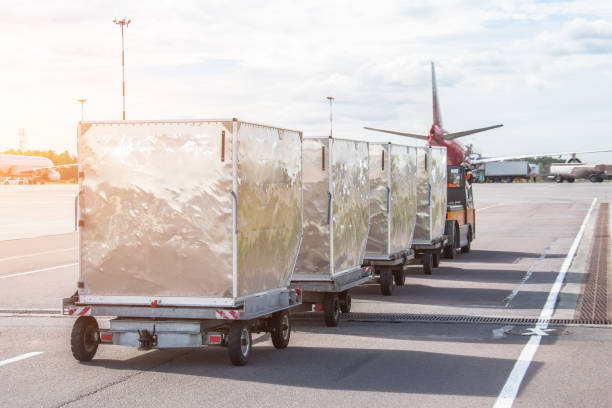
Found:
[331,139,370,274]
[414,147,432,242]
[365,144,389,255]
[389,144,417,253]
[294,138,369,279]
[430,147,447,240]
[413,146,447,242]
[235,123,302,297]
[365,144,417,258]
[293,139,331,278]
[78,121,234,298]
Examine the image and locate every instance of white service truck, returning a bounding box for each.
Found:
[483,161,533,182]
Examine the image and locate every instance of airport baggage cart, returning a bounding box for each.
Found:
[412,146,448,275]
[63,119,303,366]
[363,144,418,296]
[290,137,372,327]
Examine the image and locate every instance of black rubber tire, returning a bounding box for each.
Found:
[555,175,564,183]
[393,269,406,286]
[433,252,440,268]
[270,310,291,349]
[228,322,252,366]
[443,237,457,259]
[567,178,575,183]
[461,230,472,253]
[70,316,99,362]
[339,291,352,313]
[422,251,433,275]
[323,293,340,327]
[589,174,598,183]
[443,224,458,259]
[380,268,393,296]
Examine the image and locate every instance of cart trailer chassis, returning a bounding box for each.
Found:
[63,288,301,366]
[290,266,373,327]
[411,235,448,276]
[363,249,415,296]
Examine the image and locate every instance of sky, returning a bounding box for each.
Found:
[1,0,612,162]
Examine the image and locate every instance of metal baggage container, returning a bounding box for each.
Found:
[411,146,447,276]
[413,146,447,244]
[64,119,303,366]
[363,143,417,295]
[291,137,372,327]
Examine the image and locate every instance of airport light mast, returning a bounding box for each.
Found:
[327,96,334,138]
[77,98,87,121]
[113,18,131,120]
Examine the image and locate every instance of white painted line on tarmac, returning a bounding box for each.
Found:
[503,238,558,308]
[476,204,501,212]
[0,247,75,262]
[0,352,43,367]
[494,197,597,408]
[0,263,78,279]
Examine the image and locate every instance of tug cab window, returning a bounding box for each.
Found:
[448,167,462,188]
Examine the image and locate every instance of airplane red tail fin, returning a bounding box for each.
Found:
[432,62,442,128]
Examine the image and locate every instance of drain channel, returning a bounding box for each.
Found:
[340,312,611,326]
[576,202,610,321]
[293,312,611,326]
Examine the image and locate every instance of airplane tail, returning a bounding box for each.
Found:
[432,62,442,127]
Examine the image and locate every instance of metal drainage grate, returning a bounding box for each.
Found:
[576,202,610,322]
[340,312,611,326]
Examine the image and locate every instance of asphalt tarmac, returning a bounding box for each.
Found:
[0,183,610,407]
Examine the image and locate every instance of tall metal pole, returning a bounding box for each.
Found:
[77,98,87,121]
[326,96,334,138]
[113,18,131,120]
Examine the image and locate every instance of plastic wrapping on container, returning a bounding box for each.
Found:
[77,120,302,304]
[413,146,447,243]
[365,144,417,259]
[293,138,369,280]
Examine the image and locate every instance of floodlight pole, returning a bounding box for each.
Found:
[77,98,87,121]
[113,18,131,120]
[327,96,334,139]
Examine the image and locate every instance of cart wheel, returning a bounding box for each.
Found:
[380,268,394,296]
[339,291,352,313]
[433,252,441,268]
[228,322,252,366]
[70,316,99,362]
[393,269,406,286]
[461,230,472,253]
[270,310,291,349]
[443,237,457,259]
[422,251,433,275]
[323,293,340,327]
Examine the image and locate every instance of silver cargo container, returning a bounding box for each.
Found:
[363,144,418,295]
[291,137,372,326]
[411,146,447,276]
[413,146,447,244]
[65,119,303,366]
[365,143,417,258]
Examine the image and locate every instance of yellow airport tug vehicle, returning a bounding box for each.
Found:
[443,165,475,259]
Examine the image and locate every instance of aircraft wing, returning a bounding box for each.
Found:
[444,124,503,140]
[26,163,79,171]
[363,127,429,141]
[472,149,612,164]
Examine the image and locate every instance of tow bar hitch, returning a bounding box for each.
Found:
[137,325,157,349]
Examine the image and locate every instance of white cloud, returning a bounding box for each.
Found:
[0,0,611,163]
